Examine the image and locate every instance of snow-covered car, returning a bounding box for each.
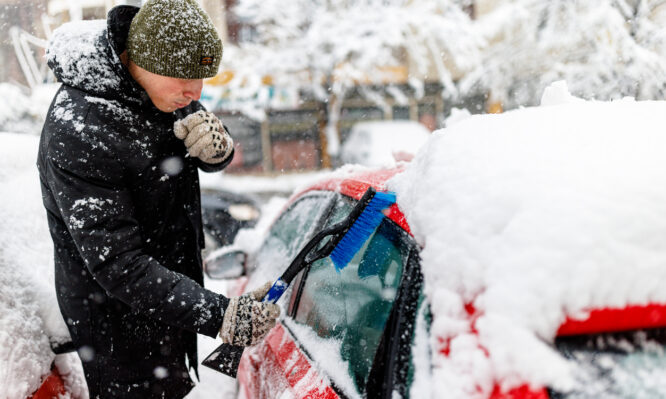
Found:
[204,84,666,399]
[339,120,430,167]
[0,133,86,399]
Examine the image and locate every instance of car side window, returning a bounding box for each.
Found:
[292,196,411,395]
[250,192,335,286]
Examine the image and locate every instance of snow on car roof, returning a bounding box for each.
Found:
[389,81,666,397]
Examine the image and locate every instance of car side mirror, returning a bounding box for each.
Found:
[204,247,248,279]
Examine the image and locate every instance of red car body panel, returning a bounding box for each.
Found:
[490,386,549,399]
[300,168,404,200]
[238,324,339,399]
[557,303,666,336]
[29,366,66,399]
[235,168,666,399]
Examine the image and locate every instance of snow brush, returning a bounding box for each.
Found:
[202,187,396,377]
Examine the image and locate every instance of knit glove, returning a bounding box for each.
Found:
[174,110,234,164]
[219,281,281,346]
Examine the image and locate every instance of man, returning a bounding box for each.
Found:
[37,1,279,397]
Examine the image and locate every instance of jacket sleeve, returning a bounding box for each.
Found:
[43,132,227,338]
[196,147,234,173]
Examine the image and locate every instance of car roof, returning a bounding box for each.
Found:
[293,166,666,336]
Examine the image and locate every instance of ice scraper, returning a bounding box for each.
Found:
[202,186,396,377]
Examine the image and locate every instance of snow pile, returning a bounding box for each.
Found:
[340,120,431,167]
[0,83,60,134]
[0,84,33,132]
[444,107,472,127]
[389,82,666,397]
[464,1,666,109]
[540,80,585,107]
[0,133,83,398]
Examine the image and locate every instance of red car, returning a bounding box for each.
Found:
[205,166,666,399]
[28,366,67,399]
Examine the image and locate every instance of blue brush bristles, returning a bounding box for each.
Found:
[330,190,396,271]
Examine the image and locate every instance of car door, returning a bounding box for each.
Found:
[277,194,421,398]
[237,191,339,398]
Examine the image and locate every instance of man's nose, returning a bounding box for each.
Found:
[183,79,203,101]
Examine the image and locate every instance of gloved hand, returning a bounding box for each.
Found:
[174,110,234,164]
[219,281,281,346]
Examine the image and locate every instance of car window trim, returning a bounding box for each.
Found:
[289,205,418,321]
[366,246,423,398]
[286,193,422,397]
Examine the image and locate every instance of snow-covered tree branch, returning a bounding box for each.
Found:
[463,0,666,108]
[219,0,479,154]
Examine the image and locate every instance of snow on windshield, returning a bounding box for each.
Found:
[389,81,666,397]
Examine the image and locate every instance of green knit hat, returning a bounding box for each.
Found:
[127,0,222,79]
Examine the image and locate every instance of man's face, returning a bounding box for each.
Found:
[128,61,204,113]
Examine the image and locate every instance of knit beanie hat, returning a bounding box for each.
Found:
[127,0,222,79]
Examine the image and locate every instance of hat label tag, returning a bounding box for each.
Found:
[200,56,215,65]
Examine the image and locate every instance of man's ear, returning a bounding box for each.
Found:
[119,50,129,67]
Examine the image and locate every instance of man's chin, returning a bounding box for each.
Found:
[154,103,179,113]
[153,100,190,113]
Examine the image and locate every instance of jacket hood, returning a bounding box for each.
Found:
[47,6,145,102]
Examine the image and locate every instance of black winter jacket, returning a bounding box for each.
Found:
[37,6,231,398]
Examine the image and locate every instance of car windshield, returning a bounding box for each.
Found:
[249,192,335,285]
[291,195,411,396]
[551,328,666,398]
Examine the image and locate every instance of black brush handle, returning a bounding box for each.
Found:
[201,227,339,377]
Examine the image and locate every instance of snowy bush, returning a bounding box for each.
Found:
[0,83,59,135]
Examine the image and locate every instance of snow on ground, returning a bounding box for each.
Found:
[187,279,238,399]
[389,81,666,397]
